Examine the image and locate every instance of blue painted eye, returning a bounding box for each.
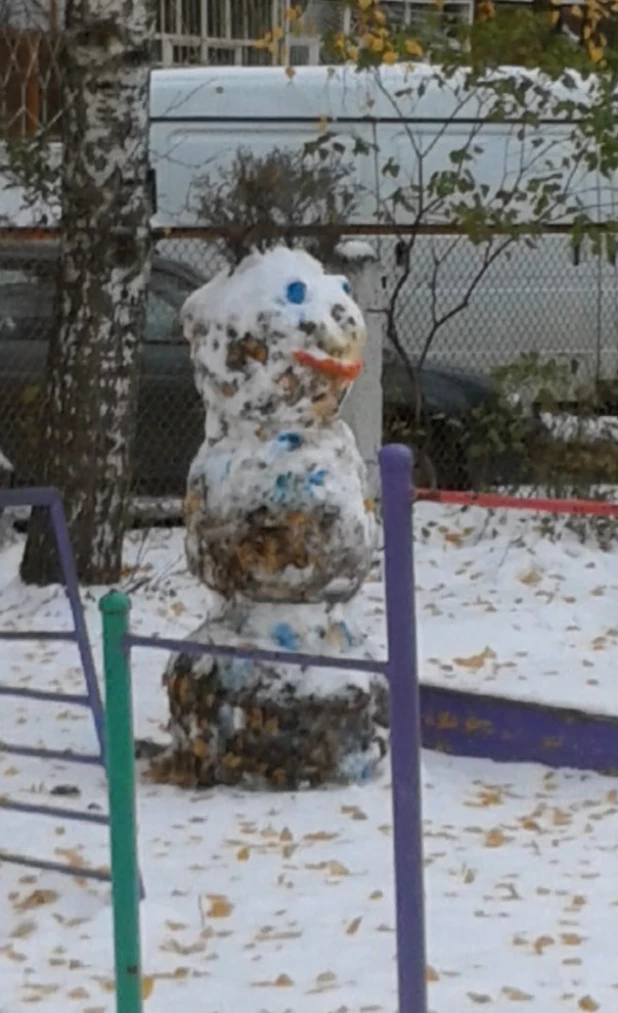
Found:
[286,280,307,305]
[342,281,352,295]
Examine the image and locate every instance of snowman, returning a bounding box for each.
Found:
[160,245,387,789]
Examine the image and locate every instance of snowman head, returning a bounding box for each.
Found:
[181,245,367,430]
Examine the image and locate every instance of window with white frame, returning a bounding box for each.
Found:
[339,0,474,38]
[154,0,293,66]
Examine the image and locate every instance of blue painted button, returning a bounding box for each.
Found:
[286,280,307,305]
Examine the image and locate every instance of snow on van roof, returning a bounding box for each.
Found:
[150,62,597,123]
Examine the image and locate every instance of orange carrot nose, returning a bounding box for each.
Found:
[294,348,364,381]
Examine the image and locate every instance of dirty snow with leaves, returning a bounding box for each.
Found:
[1,504,618,1012]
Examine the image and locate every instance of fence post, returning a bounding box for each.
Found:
[100,590,142,1013]
[379,444,427,1013]
[329,240,384,501]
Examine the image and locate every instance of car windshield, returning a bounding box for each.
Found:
[0,254,202,343]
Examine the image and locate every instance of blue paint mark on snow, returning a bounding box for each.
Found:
[266,431,303,464]
[219,657,253,692]
[338,750,379,783]
[339,621,354,649]
[271,623,301,652]
[273,473,291,504]
[277,432,303,451]
[307,468,327,488]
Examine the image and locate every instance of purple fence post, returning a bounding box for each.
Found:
[0,486,106,764]
[380,444,427,1013]
[48,493,106,763]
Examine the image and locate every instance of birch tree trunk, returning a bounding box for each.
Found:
[20,0,154,585]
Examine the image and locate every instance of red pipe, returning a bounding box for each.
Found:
[415,487,618,518]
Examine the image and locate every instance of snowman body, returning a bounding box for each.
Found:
[161,246,387,789]
[185,419,375,603]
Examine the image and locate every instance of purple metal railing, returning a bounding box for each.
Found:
[0,487,109,882]
[122,444,428,1013]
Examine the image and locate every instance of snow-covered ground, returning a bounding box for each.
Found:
[1,505,618,1012]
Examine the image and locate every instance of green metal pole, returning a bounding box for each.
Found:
[100,590,142,1013]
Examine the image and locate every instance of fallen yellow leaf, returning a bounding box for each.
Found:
[275,974,294,987]
[519,568,542,586]
[142,976,155,999]
[328,861,350,876]
[453,647,496,671]
[67,987,89,1000]
[533,935,554,955]
[484,829,511,848]
[10,921,36,939]
[503,985,534,1000]
[205,895,233,918]
[15,890,58,912]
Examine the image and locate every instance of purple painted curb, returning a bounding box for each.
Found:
[420,683,618,776]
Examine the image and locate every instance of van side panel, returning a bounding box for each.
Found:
[150,121,378,226]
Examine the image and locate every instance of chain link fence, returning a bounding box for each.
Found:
[377,229,618,495]
[0,2,63,139]
[3,225,618,504]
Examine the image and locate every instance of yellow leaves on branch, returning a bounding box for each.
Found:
[297,0,424,66]
[281,0,614,70]
[405,39,424,57]
[476,0,495,20]
[587,43,606,64]
[254,25,284,56]
[559,0,618,66]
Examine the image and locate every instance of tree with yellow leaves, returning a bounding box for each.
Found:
[313,0,618,68]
